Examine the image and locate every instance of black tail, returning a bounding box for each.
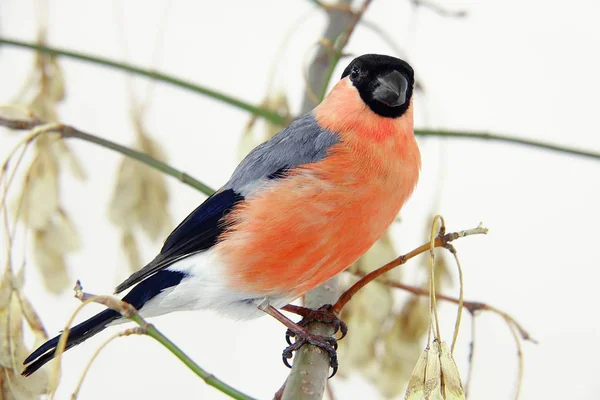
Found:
[22,270,186,377]
[22,309,120,376]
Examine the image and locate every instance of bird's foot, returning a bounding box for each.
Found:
[282,328,339,377]
[279,304,346,377]
[283,304,348,345]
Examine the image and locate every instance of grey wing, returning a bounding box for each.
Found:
[114,112,338,294]
[224,112,339,196]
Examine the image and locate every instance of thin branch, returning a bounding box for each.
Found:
[2,39,599,161]
[0,38,286,125]
[505,317,524,400]
[0,115,216,195]
[333,223,488,313]
[445,243,464,353]
[464,316,476,398]
[72,282,255,400]
[415,129,600,161]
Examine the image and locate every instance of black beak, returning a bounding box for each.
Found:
[373,70,408,107]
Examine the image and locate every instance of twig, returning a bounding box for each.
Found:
[0,38,286,125]
[414,129,600,161]
[428,216,444,343]
[464,316,476,398]
[506,317,524,400]
[70,282,255,400]
[0,115,215,195]
[446,243,464,353]
[2,39,599,160]
[333,223,489,313]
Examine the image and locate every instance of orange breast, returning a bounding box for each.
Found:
[217,81,420,298]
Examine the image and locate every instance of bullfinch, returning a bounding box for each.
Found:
[23,54,420,377]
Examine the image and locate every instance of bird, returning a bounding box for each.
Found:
[22,54,420,377]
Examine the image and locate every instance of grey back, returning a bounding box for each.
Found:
[224,112,339,196]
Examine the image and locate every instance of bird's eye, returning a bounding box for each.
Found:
[350,66,360,81]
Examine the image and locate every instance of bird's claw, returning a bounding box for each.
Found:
[284,304,348,343]
[282,332,339,377]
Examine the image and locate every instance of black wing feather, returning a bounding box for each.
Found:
[114,189,244,294]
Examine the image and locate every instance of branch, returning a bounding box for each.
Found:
[72,283,255,400]
[0,115,216,195]
[333,223,488,313]
[0,38,286,125]
[415,129,600,161]
[2,38,598,161]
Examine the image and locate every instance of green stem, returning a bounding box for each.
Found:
[0,38,285,125]
[415,129,600,160]
[62,126,216,195]
[0,117,216,195]
[128,314,255,400]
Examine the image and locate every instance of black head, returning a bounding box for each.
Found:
[341,54,414,118]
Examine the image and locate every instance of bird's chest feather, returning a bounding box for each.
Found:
[217,120,419,297]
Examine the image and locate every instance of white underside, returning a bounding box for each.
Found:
[135,248,295,320]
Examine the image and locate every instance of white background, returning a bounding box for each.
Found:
[1,0,600,399]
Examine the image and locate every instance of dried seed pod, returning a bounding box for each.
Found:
[0,106,33,123]
[0,271,49,398]
[29,89,58,123]
[21,149,59,230]
[404,345,428,400]
[122,231,142,272]
[108,157,144,229]
[54,140,86,180]
[32,228,69,294]
[405,341,465,400]
[439,342,465,400]
[108,121,171,272]
[46,57,65,102]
